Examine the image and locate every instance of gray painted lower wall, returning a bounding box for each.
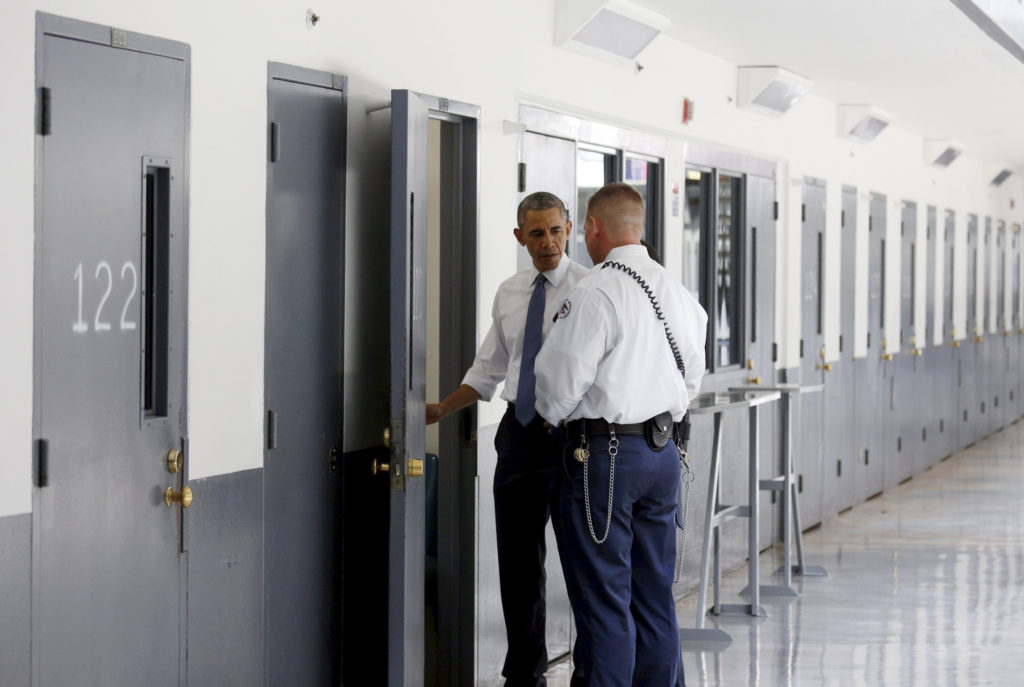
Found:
[0,513,31,687]
[184,469,264,687]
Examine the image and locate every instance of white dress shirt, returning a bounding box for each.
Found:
[462,254,591,403]
[535,244,708,425]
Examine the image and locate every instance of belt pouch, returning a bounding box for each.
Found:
[644,411,673,450]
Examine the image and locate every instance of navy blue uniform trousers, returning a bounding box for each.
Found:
[560,433,685,687]
[493,405,565,687]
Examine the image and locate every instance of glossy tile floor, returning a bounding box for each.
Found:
[547,420,1024,686]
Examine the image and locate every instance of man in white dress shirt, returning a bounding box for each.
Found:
[535,183,707,686]
[427,192,589,686]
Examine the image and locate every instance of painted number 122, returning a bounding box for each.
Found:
[72,261,138,334]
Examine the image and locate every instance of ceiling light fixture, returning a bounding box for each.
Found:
[924,140,965,168]
[737,66,813,116]
[556,0,670,67]
[838,105,892,143]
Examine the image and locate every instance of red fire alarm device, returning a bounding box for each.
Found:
[682,98,694,125]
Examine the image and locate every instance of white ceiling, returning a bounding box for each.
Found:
[640,0,1024,169]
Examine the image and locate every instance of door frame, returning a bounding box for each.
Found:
[421,95,480,687]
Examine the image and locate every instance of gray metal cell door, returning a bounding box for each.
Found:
[797,180,826,527]
[995,224,1008,430]
[746,174,776,547]
[519,132,577,271]
[33,17,189,686]
[862,195,887,497]
[964,217,980,445]
[830,188,857,512]
[982,220,995,435]
[264,64,346,686]
[889,203,916,485]
[389,89,429,687]
[943,212,960,455]
[921,208,939,469]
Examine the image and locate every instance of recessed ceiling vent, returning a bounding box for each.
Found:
[991,168,1014,186]
[838,105,892,143]
[925,140,965,167]
[737,66,813,116]
[556,0,670,67]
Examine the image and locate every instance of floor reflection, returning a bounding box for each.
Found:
[547,420,1024,686]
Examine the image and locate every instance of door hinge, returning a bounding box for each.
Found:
[35,438,49,488]
[38,87,52,136]
[799,339,804,357]
[772,342,778,362]
[841,210,845,227]
[517,162,527,193]
[773,201,779,221]
[267,410,278,450]
[801,204,806,222]
[269,122,280,163]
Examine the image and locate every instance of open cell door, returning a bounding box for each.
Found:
[387,89,429,686]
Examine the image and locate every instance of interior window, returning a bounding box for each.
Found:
[715,174,743,368]
[575,148,617,267]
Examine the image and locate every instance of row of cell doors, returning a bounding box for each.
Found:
[32,13,476,686]
[796,183,1024,531]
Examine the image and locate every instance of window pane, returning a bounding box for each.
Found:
[576,149,616,268]
[715,175,742,368]
[626,157,650,237]
[682,170,704,302]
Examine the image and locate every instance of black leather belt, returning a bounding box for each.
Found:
[567,418,646,436]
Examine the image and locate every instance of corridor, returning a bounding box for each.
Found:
[549,418,1024,686]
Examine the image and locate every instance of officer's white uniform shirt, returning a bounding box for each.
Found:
[535,244,707,426]
[462,254,590,403]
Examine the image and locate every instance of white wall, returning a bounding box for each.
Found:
[3,0,1023,515]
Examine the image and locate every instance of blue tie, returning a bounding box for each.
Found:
[515,274,547,426]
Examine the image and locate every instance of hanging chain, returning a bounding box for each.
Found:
[584,425,617,545]
[674,445,695,583]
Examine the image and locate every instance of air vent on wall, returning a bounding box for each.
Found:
[556,0,670,67]
[838,104,892,143]
[737,66,813,115]
[924,140,965,167]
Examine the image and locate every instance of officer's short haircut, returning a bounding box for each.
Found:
[517,192,569,228]
[586,182,644,219]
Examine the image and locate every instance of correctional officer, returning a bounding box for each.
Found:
[535,182,707,686]
[427,192,589,686]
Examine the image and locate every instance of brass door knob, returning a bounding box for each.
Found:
[881,353,894,361]
[951,341,961,348]
[747,376,762,385]
[408,458,424,477]
[973,336,984,343]
[165,486,193,508]
[167,449,183,474]
[914,349,923,357]
[816,363,832,372]
[371,459,390,475]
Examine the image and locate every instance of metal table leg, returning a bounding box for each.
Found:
[679,412,731,642]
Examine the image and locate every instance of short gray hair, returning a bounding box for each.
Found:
[517,192,568,228]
